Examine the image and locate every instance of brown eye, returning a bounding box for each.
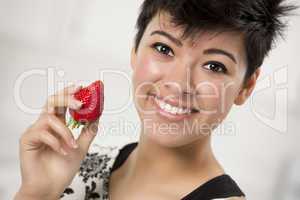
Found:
[203,61,228,74]
[152,42,174,57]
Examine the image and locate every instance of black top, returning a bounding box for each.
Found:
[112,142,246,200]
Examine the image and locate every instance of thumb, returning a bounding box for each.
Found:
[76,119,99,156]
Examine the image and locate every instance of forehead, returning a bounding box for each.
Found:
[144,12,246,56]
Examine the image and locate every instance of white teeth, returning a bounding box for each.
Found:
[165,104,172,111]
[176,107,182,114]
[172,107,179,114]
[155,97,192,115]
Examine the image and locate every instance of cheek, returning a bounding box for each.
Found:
[195,82,222,112]
[133,52,163,93]
[195,80,238,115]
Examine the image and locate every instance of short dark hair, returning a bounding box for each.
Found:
[134,0,297,84]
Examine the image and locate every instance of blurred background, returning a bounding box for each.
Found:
[0,0,299,199]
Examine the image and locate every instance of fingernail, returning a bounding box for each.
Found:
[71,139,78,149]
[71,100,82,109]
[75,100,83,107]
[60,148,68,156]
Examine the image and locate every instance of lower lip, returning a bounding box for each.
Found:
[150,95,195,122]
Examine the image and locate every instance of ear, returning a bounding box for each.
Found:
[234,68,261,106]
[130,46,137,71]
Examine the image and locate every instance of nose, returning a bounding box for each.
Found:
[163,64,195,98]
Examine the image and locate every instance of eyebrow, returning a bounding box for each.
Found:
[203,48,237,64]
[150,30,183,47]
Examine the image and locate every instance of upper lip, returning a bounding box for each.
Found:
[150,93,199,112]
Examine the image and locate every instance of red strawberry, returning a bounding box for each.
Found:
[68,80,104,129]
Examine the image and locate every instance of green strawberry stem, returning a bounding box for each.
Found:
[67,118,82,130]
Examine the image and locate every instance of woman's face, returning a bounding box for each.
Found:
[131,13,258,147]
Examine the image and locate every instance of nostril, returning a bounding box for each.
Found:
[183,91,192,95]
[191,108,199,113]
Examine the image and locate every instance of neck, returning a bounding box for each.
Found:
[125,132,224,182]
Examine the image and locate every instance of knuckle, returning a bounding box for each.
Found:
[19,133,26,145]
[39,113,54,127]
[45,114,55,124]
[37,114,47,126]
[19,124,36,145]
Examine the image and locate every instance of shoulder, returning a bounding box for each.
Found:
[198,174,246,200]
[210,174,246,199]
[60,142,136,199]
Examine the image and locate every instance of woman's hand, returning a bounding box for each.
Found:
[14,85,100,200]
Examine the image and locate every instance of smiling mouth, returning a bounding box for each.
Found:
[149,93,200,116]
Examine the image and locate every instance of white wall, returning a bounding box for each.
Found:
[0,0,299,199]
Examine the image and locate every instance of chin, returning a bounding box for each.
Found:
[144,129,201,148]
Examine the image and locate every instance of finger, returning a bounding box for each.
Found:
[77,119,99,155]
[57,84,82,95]
[38,130,68,156]
[40,114,79,149]
[52,95,82,118]
[43,94,82,115]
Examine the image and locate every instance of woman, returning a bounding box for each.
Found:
[14,0,295,199]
